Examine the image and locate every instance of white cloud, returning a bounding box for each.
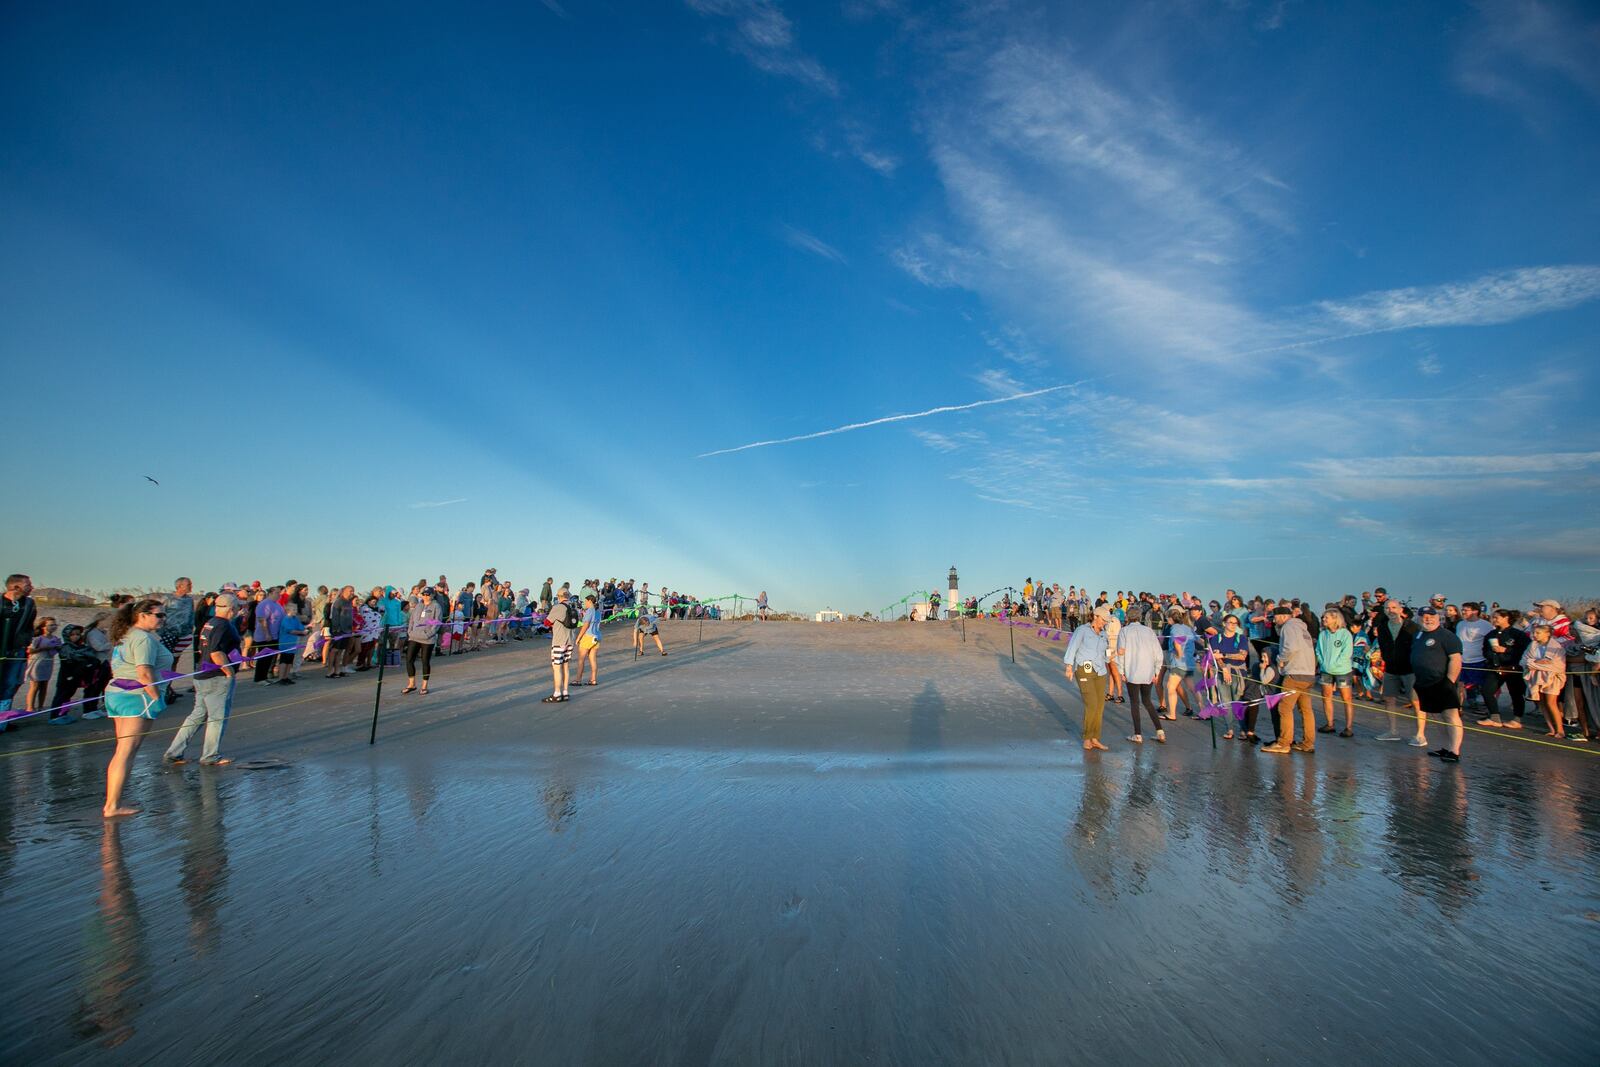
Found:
[1302,452,1600,479]
[1309,265,1600,332]
[780,224,846,263]
[1417,352,1442,375]
[409,498,468,509]
[685,0,839,96]
[1456,0,1600,111]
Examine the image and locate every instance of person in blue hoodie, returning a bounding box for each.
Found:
[277,611,307,684]
[381,586,408,663]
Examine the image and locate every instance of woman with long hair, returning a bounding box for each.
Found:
[1317,609,1356,737]
[102,599,173,818]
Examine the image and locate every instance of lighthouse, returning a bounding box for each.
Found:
[947,565,959,621]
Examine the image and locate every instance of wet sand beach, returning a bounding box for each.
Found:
[1,620,1597,1065]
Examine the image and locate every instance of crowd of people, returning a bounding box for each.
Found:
[1027,582,1599,762]
[0,570,721,818]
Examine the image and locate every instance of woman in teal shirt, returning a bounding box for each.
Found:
[1316,610,1355,737]
[102,599,173,818]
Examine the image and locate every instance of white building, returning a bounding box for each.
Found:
[814,609,843,623]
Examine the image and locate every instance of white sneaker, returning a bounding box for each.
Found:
[1375,733,1403,741]
[1408,737,1429,747]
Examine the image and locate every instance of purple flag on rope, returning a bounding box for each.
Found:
[1263,692,1285,710]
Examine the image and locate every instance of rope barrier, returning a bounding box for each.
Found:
[998,616,1599,757]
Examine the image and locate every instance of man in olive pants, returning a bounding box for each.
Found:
[1065,605,1112,752]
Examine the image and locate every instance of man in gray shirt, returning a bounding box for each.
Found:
[543,587,577,703]
[1263,603,1317,754]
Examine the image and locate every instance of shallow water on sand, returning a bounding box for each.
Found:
[1,623,1597,1065]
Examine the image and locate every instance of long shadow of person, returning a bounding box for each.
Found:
[72,821,150,1049]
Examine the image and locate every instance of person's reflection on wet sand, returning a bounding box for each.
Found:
[179,771,229,958]
[1260,756,1326,904]
[542,775,577,833]
[1203,758,1263,885]
[1068,759,1118,898]
[1117,757,1170,894]
[1383,759,1478,917]
[72,821,149,1049]
[1319,766,1365,873]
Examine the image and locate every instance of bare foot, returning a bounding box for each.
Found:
[1083,740,1094,750]
[1091,740,1109,751]
[103,806,141,818]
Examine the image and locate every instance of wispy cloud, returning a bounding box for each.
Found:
[1308,265,1600,332]
[409,497,468,509]
[1303,452,1600,479]
[698,381,1088,458]
[685,0,839,96]
[1456,0,1600,114]
[780,224,846,263]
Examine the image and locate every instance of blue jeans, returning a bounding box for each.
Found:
[0,654,25,709]
[165,673,234,762]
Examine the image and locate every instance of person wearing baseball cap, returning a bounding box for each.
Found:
[1411,606,1462,760]
[1064,605,1113,752]
[1261,603,1317,754]
[1530,600,1571,639]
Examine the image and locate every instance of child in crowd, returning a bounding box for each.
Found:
[50,624,97,723]
[278,611,305,684]
[25,617,61,718]
[1523,622,1567,738]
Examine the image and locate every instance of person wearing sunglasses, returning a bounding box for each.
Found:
[163,592,241,767]
[102,598,175,817]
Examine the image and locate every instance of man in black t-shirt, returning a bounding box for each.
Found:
[1412,607,1464,760]
[164,592,242,766]
[1479,610,1531,727]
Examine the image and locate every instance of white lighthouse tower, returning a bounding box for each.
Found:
[947,565,959,621]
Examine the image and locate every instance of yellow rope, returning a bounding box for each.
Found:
[999,620,1598,757]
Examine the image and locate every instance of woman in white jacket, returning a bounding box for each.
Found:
[1116,605,1166,744]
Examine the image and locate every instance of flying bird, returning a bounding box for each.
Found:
[144,476,160,485]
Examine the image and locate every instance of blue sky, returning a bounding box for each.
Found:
[2,1,1597,613]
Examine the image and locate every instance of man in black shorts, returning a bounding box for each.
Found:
[1412,606,1464,761]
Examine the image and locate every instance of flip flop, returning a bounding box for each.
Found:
[402,687,416,695]
[541,695,562,704]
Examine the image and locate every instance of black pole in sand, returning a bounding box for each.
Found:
[369,630,389,745]
[1008,618,1015,663]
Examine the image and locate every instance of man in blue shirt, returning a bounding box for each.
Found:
[1064,605,1112,752]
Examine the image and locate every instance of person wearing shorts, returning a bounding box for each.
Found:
[543,589,577,703]
[574,595,601,686]
[1316,609,1355,737]
[1412,607,1463,760]
[635,611,666,656]
[102,598,174,817]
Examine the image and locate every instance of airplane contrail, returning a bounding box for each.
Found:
[697,380,1090,459]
